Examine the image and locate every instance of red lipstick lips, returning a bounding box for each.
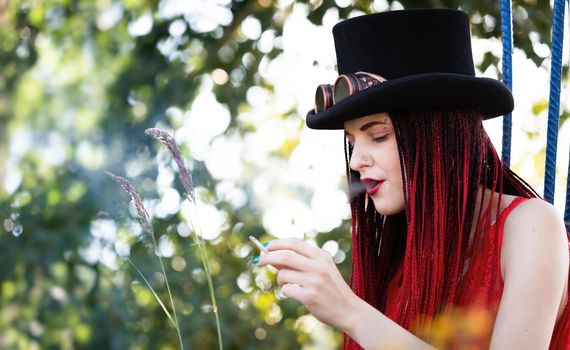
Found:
[361,178,384,196]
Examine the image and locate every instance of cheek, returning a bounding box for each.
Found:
[385,141,405,203]
[391,149,405,210]
[385,140,402,178]
[370,151,406,215]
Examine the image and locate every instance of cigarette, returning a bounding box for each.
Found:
[249,235,268,253]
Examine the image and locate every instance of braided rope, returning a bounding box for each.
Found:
[544,0,566,204]
[501,0,513,167]
[565,1,570,233]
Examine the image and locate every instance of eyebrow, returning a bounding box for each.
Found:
[345,120,389,136]
[360,120,388,131]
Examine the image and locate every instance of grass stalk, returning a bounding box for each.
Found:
[145,128,223,350]
[186,205,223,349]
[126,258,176,327]
[156,248,184,350]
[106,171,184,350]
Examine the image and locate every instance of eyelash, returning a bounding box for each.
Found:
[373,135,388,142]
[346,134,389,146]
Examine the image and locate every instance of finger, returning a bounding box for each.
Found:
[265,238,328,260]
[280,283,312,304]
[256,250,312,271]
[276,269,311,288]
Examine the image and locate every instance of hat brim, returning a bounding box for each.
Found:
[305,73,514,130]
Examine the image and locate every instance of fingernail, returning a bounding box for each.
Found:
[252,256,260,265]
[262,242,269,248]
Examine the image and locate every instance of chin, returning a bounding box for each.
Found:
[373,201,405,216]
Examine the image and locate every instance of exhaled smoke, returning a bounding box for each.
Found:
[350,181,368,199]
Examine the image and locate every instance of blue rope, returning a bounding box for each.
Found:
[544,0,566,204]
[565,0,570,233]
[501,0,513,167]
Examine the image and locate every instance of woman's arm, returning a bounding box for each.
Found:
[343,296,436,349]
[256,238,435,349]
[490,198,569,349]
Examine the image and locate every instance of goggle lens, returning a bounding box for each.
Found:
[315,84,334,113]
[313,72,386,113]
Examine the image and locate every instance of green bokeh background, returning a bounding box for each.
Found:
[0,0,565,349]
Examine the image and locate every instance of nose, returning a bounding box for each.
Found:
[349,143,371,172]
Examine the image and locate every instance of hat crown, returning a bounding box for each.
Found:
[333,9,475,78]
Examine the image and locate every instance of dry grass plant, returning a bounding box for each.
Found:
[105,128,223,350]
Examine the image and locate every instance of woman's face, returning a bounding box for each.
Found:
[344,112,405,216]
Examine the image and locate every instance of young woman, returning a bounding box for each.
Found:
[255,9,570,349]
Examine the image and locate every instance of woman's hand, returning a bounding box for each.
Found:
[255,238,436,349]
[255,238,358,330]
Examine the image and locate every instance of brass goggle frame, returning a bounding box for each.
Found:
[314,72,387,113]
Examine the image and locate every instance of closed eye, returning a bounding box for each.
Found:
[373,135,389,143]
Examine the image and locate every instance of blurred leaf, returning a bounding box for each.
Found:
[532,100,549,116]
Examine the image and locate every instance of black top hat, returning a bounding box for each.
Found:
[306,9,514,130]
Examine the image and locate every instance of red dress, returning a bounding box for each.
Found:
[385,197,570,348]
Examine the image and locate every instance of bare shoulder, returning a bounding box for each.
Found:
[499,197,569,329]
[492,197,569,347]
[501,196,568,283]
[503,197,566,238]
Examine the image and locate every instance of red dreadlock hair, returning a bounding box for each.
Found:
[342,109,539,349]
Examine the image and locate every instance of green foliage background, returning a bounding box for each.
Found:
[0,0,562,349]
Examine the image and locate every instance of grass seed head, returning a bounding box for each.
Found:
[105,171,155,238]
[145,128,195,202]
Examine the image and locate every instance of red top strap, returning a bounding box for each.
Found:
[495,196,529,283]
